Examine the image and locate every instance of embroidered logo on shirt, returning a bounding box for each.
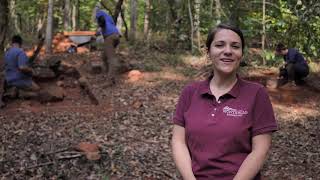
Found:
[223,106,248,117]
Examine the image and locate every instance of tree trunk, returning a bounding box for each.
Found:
[72,0,80,30]
[64,0,71,31]
[116,13,123,33]
[0,0,9,55]
[262,0,266,65]
[120,7,129,41]
[143,0,151,41]
[209,0,214,18]
[0,0,9,106]
[187,0,194,53]
[229,0,241,27]
[45,0,54,54]
[194,0,201,52]
[37,13,46,38]
[215,0,221,23]
[166,0,181,45]
[113,0,124,24]
[10,0,21,34]
[129,0,137,41]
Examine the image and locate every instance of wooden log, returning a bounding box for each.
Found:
[78,77,99,105]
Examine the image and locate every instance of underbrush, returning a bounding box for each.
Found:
[309,61,320,74]
[126,39,199,77]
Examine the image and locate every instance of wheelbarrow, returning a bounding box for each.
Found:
[63,31,100,53]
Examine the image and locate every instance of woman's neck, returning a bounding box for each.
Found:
[211,72,237,88]
[210,72,238,100]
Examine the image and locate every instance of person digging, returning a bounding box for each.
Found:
[3,35,41,101]
[275,43,309,87]
[94,3,121,86]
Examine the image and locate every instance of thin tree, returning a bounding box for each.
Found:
[0,0,9,107]
[187,0,194,53]
[143,0,151,42]
[72,0,80,30]
[10,0,21,34]
[45,0,54,54]
[229,0,241,27]
[0,0,9,56]
[194,0,201,52]
[215,0,221,24]
[209,0,213,18]
[129,0,137,42]
[64,0,71,31]
[113,0,124,24]
[262,0,266,65]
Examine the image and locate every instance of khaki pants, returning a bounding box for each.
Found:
[102,33,120,83]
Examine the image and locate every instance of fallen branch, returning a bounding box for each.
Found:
[78,77,99,105]
[56,151,83,160]
[29,37,45,65]
[45,147,70,155]
[26,161,54,169]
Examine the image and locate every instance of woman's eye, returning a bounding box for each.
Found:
[232,45,240,49]
[215,44,223,47]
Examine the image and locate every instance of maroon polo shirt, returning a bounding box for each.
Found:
[173,77,278,180]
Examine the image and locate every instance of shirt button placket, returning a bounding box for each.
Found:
[210,101,217,124]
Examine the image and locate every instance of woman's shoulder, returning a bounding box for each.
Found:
[184,79,207,89]
[181,80,206,94]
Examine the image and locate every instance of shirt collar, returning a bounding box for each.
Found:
[199,74,242,98]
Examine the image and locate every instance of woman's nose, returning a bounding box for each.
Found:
[223,45,232,55]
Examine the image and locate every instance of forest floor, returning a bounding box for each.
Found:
[1,44,320,180]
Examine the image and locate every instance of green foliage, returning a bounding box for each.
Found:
[7,0,320,65]
[262,50,282,66]
[309,62,320,74]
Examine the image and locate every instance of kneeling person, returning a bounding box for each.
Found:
[4,35,40,93]
[275,43,309,86]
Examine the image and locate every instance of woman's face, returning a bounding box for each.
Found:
[209,29,243,76]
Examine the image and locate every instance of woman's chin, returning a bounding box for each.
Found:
[215,67,236,75]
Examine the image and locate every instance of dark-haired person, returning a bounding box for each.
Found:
[4,35,40,92]
[171,23,278,180]
[275,43,309,86]
[94,3,120,86]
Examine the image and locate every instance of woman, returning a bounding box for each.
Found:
[171,23,278,180]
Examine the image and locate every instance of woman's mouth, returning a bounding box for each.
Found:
[220,58,234,62]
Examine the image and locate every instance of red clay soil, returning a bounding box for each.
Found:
[242,69,320,108]
[26,33,90,58]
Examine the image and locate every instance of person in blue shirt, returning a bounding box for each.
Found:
[94,3,120,86]
[275,43,309,86]
[4,35,40,91]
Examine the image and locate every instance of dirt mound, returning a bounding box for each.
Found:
[25,32,91,57]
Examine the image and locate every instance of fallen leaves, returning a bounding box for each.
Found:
[0,53,319,179]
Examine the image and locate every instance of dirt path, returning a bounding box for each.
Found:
[1,55,319,179]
